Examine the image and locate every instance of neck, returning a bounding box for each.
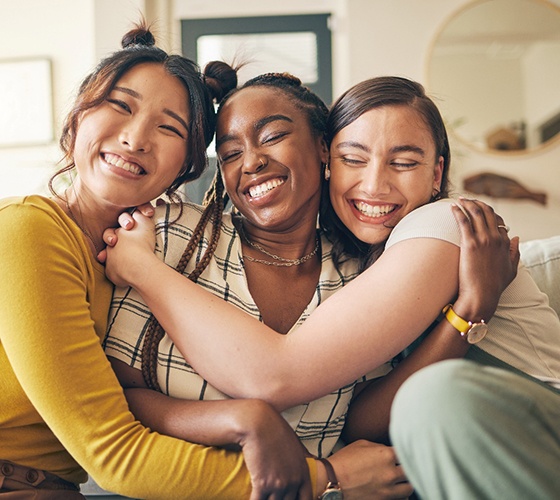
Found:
[56,186,122,256]
[237,216,320,264]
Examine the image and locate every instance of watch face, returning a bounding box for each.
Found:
[321,488,344,500]
[466,323,488,344]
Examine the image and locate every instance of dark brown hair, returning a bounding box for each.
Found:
[49,21,237,201]
[320,76,452,271]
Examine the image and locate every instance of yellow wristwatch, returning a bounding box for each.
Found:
[442,304,488,344]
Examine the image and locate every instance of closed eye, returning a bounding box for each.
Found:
[219,150,242,164]
[392,160,419,168]
[340,156,367,166]
[107,98,130,113]
[262,132,288,145]
[160,124,185,139]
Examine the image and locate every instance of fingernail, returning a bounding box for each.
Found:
[123,219,132,229]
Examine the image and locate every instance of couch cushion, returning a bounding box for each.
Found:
[519,235,560,317]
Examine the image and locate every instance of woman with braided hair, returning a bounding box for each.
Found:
[104,74,518,499]
[106,74,559,500]
[104,72,407,499]
[0,21,337,500]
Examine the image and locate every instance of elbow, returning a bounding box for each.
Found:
[238,377,302,412]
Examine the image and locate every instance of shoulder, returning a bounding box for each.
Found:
[0,195,71,240]
[386,199,461,249]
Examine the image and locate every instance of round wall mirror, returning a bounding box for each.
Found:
[427,0,560,154]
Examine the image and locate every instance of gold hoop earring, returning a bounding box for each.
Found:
[324,163,331,181]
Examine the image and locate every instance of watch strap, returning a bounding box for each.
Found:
[317,457,340,489]
[442,303,470,333]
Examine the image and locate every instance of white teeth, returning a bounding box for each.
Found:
[354,202,395,217]
[104,153,144,175]
[248,178,285,198]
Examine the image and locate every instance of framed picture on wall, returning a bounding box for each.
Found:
[0,58,54,147]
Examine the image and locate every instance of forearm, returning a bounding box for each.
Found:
[124,388,319,500]
[125,388,268,449]
[125,239,459,409]
[343,294,491,444]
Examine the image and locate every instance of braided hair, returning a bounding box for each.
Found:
[142,72,329,390]
[142,170,227,390]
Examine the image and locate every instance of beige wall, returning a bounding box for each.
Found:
[1,0,558,240]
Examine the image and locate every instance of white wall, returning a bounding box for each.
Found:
[1,0,558,240]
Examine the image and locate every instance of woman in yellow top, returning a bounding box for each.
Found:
[0,22,341,499]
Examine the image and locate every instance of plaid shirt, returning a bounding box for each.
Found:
[104,202,387,457]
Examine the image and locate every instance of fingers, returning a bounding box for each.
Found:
[296,480,313,500]
[135,203,155,217]
[96,248,107,264]
[118,212,135,230]
[103,228,118,247]
[510,236,521,270]
[453,198,513,242]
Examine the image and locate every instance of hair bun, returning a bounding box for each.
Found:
[203,61,239,104]
[121,26,156,49]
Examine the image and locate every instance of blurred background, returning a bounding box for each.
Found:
[1,0,559,241]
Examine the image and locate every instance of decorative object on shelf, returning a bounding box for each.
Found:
[463,172,547,205]
[427,0,560,154]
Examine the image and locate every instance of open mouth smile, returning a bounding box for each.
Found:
[353,201,397,218]
[103,153,145,175]
[247,177,286,199]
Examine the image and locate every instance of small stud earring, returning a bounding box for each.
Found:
[324,163,331,181]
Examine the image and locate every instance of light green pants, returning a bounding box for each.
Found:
[389,358,560,500]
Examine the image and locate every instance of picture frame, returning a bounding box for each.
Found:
[0,58,54,147]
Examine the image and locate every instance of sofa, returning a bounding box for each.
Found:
[519,235,560,318]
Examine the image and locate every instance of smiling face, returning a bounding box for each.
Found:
[329,104,443,245]
[216,86,328,231]
[72,62,190,209]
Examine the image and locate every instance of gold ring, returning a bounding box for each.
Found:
[497,224,510,233]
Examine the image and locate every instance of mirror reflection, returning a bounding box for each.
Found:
[428,0,560,153]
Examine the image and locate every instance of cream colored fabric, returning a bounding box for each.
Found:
[520,235,560,318]
[386,199,560,388]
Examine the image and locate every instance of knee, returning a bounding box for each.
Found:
[390,359,483,439]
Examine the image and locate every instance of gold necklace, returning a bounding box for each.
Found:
[239,223,320,267]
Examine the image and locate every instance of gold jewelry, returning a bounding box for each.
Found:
[497,224,510,233]
[258,158,265,168]
[324,163,331,181]
[239,224,319,267]
[442,304,488,344]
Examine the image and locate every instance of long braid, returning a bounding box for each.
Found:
[141,172,226,391]
[142,72,326,391]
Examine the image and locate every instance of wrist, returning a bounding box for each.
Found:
[126,253,163,289]
[235,399,274,446]
[315,458,328,495]
[450,296,494,324]
[442,303,488,344]
[316,457,343,499]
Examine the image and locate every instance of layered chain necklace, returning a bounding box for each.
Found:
[238,223,319,267]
